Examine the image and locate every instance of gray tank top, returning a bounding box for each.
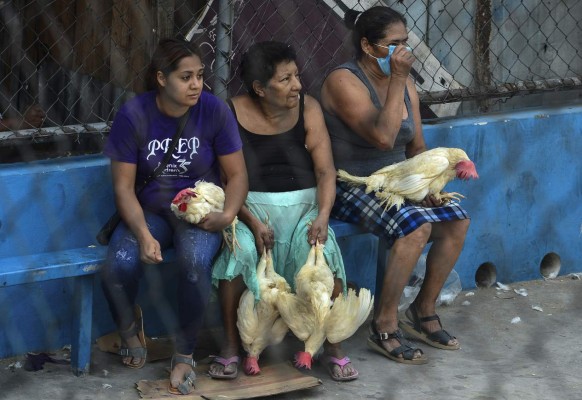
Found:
[323,60,416,176]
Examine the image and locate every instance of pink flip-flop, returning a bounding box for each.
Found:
[322,355,359,382]
[208,355,239,380]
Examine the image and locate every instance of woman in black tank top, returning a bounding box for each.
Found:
[210,41,360,382]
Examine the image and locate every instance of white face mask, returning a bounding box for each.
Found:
[367,44,412,76]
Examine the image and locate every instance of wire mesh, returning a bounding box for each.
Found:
[0,0,581,162]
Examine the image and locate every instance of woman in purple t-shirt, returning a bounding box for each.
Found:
[101,38,247,395]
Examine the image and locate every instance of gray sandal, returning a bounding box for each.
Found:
[168,354,196,395]
[118,304,147,369]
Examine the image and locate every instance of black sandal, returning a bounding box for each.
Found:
[366,322,427,364]
[399,303,460,350]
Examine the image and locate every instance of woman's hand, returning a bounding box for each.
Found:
[420,194,444,208]
[308,215,329,245]
[139,236,163,264]
[197,211,234,232]
[251,222,274,255]
[390,45,415,79]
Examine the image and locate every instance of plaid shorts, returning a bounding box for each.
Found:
[331,181,470,248]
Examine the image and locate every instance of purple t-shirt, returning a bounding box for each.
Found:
[103,91,242,214]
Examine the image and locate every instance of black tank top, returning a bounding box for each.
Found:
[227,94,317,192]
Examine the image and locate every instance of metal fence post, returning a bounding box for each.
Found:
[214,0,232,100]
[475,0,492,112]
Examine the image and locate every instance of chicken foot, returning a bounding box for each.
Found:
[435,191,465,204]
[222,218,240,254]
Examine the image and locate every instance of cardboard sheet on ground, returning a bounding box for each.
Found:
[96,332,174,362]
[136,362,321,399]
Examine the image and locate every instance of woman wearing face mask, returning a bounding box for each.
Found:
[320,6,470,364]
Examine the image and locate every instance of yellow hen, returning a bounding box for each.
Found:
[237,249,290,375]
[337,147,479,211]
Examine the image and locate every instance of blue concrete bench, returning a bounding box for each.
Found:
[0,156,116,376]
[331,220,388,306]
[0,247,106,375]
[0,222,381,377]
[0,154,386,376]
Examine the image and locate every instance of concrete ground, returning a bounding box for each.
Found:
[1,276,581,400]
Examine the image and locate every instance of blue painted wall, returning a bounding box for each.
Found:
[1,105,581,358]
[421,105,582,288]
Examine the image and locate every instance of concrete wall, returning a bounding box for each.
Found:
[1,104,581,358]
[422,104,582,287]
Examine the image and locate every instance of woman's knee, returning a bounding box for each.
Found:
[410,223,432,244]
[175,229,222,283]
[393,223,431,254]
[430,218,470,243]
[103,243,142,283]
[177,256,214,284]
[450,219,470,242]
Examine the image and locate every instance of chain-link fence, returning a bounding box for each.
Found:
[1,0,581,162]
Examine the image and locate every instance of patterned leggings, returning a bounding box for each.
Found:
[101,210,222,355]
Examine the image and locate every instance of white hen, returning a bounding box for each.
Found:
[277,242,374,369]
[170,180,238,251]
[337,147,479,211]
[237,249,290,375]
[325,287,374,345]
[277,243,333,369]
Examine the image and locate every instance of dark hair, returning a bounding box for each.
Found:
[146,38,203,91]
[345,6,407,60]
[239,41,297,98]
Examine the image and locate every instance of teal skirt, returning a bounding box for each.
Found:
[212,188,346,301]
